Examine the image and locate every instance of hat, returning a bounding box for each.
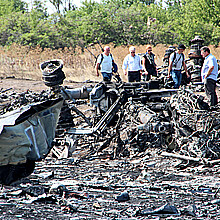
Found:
[178,44,186,50]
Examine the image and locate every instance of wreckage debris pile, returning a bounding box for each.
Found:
[1,84,220,163]
[0,88,51,114]
[53,87,220,165]
[0,85,220,219]
[170,88,220,161]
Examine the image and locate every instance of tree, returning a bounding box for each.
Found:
[49,0,62,13]
[0,0,219,48]
[177,0,220,45]
[0,0,27,16]
[32,0,47,15]
[48,0,76,14]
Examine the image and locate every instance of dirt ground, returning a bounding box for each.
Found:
[0,77,91,93]
[1,76,220,104]
[1,43,219,84]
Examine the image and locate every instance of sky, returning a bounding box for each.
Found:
[25,0,101,14]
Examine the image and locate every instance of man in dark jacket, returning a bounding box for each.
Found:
[142,45,157,81]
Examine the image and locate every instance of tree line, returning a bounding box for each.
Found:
[0,0,219,50]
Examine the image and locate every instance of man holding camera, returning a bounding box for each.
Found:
[168,44,189,89]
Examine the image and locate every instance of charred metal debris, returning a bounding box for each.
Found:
[54,81,220,166]
[0,58,220,219]
[0,57,220,185]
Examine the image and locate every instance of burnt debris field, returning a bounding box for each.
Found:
[0,73,220,219]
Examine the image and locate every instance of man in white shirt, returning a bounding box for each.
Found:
[122,46,142,82]
[201,46,218,107]
[96,46,114,81]
[168,44,189,88]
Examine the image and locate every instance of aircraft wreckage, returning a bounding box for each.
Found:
[0,55,219,185]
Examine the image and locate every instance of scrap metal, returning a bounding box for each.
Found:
[0,56,219,186]
[0,58,220,219]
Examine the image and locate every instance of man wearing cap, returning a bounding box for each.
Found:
[201,46,218,107]
[168,44,190,89]
[122,46,142,82]
[142,45,158,81]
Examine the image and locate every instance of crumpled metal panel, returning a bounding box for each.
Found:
[0,98,63,166]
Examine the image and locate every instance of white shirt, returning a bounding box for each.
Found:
[97,53,113,73]
[122,54,142,71]
[201,54,218,82]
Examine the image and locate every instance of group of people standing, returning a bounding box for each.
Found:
[96,44,218,107]
[96,45,157,83]
[122,45,158,82]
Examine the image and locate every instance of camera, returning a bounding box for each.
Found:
[172,62,177,68]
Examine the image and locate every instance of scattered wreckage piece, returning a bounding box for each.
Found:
[0,98,63,184]
[161,152,201,163]
[170,88,220,161]
[161,152,220,166]
[0,89,51,115]
[1,152,219,219]
[187,35,205,82]
[40,59,65,87]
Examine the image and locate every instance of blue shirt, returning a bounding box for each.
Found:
[201,54,218,82]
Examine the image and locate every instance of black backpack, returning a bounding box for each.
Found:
[171,52,184,68]
[97,53,118,73]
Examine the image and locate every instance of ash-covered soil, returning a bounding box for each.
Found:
[0,78,220,220]
[1,150,220,219]
[0,77,95,93]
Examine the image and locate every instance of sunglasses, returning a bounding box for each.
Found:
[131,52,135,53]
[148,50,152,52]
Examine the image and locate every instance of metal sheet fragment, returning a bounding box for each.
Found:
[0,98,63,166]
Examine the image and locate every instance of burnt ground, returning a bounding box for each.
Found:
[0,77,93,93]
[0,78,220,220]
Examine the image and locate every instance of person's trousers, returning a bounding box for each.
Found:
[101,72,112,81]
[128,70,141,82]
[205,78,218,106]
[171,70,182,89]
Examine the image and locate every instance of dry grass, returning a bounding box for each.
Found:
[0,43,219,83]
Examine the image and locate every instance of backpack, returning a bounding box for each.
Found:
[97,53,118,73]
[171,52,184,68]
[163,46,176,61]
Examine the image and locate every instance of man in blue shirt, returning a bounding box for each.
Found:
[122,46,142,82]
[201,46,218,107]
